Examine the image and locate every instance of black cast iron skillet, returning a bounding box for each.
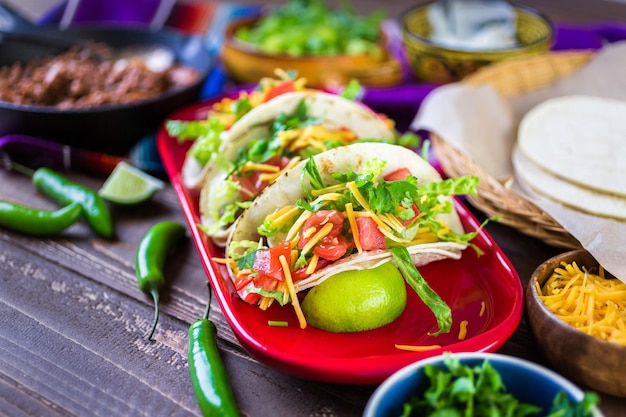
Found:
[0,5,213,155]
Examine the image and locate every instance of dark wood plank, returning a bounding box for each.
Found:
[2,1,626,416]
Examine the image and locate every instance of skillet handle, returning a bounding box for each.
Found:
[0,135,125,177]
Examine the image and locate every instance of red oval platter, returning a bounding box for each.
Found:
[156,98,524,384]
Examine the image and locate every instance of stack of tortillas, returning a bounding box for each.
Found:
[513,95,626,221]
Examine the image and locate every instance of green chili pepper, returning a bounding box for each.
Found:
[32,167,114,238]
[188,285,241,417]
[0,201,82,235]
[135,221,187,340]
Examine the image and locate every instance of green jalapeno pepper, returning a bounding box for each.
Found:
[0,201,82,235]
[188,285,241,417]
[32,167,114,238]
[135,221,187,340]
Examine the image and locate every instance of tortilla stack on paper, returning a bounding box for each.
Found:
[515,95,626,201]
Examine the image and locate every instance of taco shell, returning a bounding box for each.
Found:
[199,92,396,245]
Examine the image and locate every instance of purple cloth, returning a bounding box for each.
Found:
[38,0,174,29]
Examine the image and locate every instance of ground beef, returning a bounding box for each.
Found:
[0,42,200,108]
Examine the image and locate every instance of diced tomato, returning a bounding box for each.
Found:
[292,258,331,281]
[232,156,291,200]
[252,242,292,282]
[298,210,344,249]
[264,81,295,102]
[313,234,350,261]
[233,172,262,200]
[356,217,386,250]
[400,202,420,226]
[383,167,411,181]
[234,273,254,291]
[253,272,279,292]
[237,282,261,305]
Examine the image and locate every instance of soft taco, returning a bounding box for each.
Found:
[165,71,413,246]
[197,89,402,245]
[223,142,481,334]
[166,71,312,189]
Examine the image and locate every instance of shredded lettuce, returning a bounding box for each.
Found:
[245,286,289,306]
[166,116,226,166]
[340,79,363,100]
[389,245,452,335]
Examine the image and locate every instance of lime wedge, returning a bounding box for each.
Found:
[99,162,165,204]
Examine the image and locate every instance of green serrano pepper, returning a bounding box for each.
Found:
[0,201,81,235]
[135,221,187,340]
[32,167,114,238]
[188,286,241,417]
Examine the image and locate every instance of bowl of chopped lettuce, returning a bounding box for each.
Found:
[220,0,403,88]
[364,352,602,417]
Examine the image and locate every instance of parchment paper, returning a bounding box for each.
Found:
[411,41,626,280]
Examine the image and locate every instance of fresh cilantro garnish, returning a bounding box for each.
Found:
[232,97,252,120]
[402,354,600,417]
[401,354,542,416]
[235,250,257,271]
[547,391,599,417]
[234,98,323,169]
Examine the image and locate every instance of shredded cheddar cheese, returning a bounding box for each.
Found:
[537,261,626,345]
[347,181,371,211]
[458,320,468,340]
[301,222,334,255]
[269,206,301,229]
[279,254,307,329]
[310,183,346,197]
[395,344,442,352]
[285,209,313,242]
[345,203,362,253]
[309,192,343,206]
[379,213,406,234]
[259,157,302,182]
[305,253,320,275]
[480,301,486,317]
[239,161,280,174]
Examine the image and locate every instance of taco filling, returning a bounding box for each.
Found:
[199,95,401,243]
[166,70,311,189]
[223,144,482,334]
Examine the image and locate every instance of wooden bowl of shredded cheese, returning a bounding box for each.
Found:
[526,249,626,397]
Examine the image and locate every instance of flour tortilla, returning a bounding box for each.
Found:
[199,92,395,246]
[182,90,395,189]
[227,142,467,292]
[517,95,626,197]
[513,146,626,220]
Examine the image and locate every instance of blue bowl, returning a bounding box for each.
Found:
[364,352,602,417]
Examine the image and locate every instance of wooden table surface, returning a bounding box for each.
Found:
[2,1,626,416]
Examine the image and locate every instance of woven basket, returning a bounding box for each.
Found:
[431,50,595,249]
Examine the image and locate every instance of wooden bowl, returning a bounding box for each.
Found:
[401,2,553,83]
[526,249,626,397]
[221,17,404,88]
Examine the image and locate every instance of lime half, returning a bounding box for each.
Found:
[99,161,165,204]
[301,262,407,333]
